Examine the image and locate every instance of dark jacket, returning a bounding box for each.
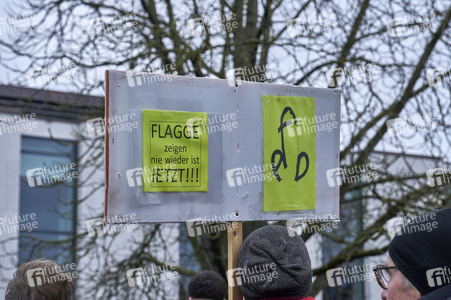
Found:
[420,284,451,300]
[260,297,316,300]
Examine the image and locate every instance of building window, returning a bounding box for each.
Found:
[19,136,77,264]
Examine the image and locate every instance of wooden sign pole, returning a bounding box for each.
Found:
[227,221,243,300]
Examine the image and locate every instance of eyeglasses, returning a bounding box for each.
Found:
[373,264,397,290]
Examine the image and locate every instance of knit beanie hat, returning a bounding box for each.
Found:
[388,208,451,296]
[188,270,226,300]
[238,225,312,300]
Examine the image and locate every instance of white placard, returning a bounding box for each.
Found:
[104,71,341,223]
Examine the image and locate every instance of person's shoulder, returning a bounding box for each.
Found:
[260,297,316,300]
[420,284,451,300]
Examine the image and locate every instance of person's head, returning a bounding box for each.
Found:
[238,225,312,300]
[377,255,421,300]
[376,208,451,300]
[5,259,73,300]
[188,270,226,300]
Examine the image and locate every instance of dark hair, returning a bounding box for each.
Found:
[5,259,73,300]
[188,270,226,300]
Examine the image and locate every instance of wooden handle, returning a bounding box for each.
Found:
[227,221,243,300]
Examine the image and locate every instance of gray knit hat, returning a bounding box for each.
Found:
[238,225,312,300]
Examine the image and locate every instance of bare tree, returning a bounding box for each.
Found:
[0,0,450,299]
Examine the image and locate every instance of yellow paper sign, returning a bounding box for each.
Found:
[142,110,208,192]
[262,95,316,211]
